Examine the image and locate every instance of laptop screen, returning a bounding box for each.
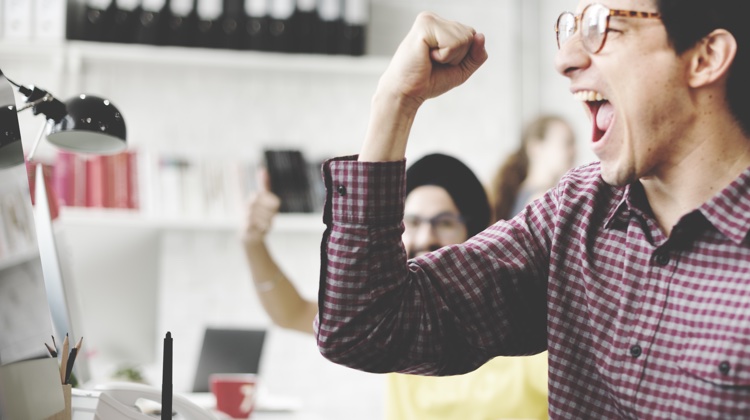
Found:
[191,328,267,393]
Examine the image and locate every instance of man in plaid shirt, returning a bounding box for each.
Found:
[316,1,750,418]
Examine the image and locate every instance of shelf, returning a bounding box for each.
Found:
[0,248,40,272]
[58,207,324,234]
[67,41,390,75]
[0,40,390,76]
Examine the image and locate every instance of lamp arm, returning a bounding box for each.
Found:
[16,93,55,113]
[26,119,51,164]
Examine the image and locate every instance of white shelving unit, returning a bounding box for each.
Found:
[65,41,390,75]
[2,39,374,234]
[0,40,389,85]
[58,206,324,233]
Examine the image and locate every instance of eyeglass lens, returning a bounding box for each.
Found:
[557,4,608,53]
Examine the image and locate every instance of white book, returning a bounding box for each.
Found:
[317,0,341,21]
[3,0,33,41]
[196,0,222,20]
[270,0,295,20]
[343,0,368,25]
[159,156,186,219]
[33,0,66,41]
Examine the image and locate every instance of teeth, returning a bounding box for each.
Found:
[574,90,606,102]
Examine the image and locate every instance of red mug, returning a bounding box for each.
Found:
[210,373,258,419]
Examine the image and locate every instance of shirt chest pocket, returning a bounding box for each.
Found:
[678,332,750,388]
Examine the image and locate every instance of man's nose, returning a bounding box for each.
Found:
[413,222,441,249]
[554,32,591,78]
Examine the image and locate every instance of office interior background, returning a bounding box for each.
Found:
[1,0,586,418]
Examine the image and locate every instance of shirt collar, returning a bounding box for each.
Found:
[697,164,750,245]
[604,165,750,244]
[604,182,641,230]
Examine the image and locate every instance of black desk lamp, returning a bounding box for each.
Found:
[0,68,126,168]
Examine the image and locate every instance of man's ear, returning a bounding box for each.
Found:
[688,29,737,88]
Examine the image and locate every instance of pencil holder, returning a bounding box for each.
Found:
[45,384,72,420]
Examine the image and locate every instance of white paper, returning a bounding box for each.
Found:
[33,0,67,41]
[3,0,33,40]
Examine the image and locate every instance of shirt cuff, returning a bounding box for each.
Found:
[322,155,406,226]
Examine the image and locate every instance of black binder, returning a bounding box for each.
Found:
[243,0,271,51]
[80,0,116,42]
[195,0,223,48]
[338,0,368,56]
[314,0,341,55]
[164,0,198,47]
[106,0,140,43]
[268,0,296,52]
[133,0,169,45]
[218,0,245,49]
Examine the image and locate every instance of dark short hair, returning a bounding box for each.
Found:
[657,0,750,135]
[406,153,491,238]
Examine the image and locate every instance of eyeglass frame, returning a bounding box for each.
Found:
[403,212,467,240]
[555,3,661,54]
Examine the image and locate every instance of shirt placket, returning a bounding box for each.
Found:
[614,214,675,416]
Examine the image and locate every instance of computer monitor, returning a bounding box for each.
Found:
[0,68,88,382]
[33,163,90,383]
[191,328,266,393]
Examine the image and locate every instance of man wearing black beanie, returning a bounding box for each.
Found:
[406,153,490,240]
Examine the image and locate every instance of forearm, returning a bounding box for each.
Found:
[244,241,317,335]
[358,88,420,162]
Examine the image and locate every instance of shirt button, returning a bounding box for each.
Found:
[719,361,731,375]
[630,344,642,358]
[654,251,670,266]
[336,185,347,196]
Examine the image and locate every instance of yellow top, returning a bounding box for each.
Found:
[385,353,548,420]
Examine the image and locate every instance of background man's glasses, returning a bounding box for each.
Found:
[555,3,660,54]
[404,213,466,240]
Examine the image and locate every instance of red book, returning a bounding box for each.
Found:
[102,155,115,208]
[72,154,88,207]
[127,150,140,210]
[52,151,76,207]
[111,152,130,209]
[86,156,106,208]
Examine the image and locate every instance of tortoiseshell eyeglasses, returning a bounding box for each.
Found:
[555,3,661,54]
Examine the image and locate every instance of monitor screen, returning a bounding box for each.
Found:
[191,328,267,393]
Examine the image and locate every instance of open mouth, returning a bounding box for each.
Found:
[574,90,613,143]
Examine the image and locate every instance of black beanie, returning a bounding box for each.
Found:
[406,153,491,237]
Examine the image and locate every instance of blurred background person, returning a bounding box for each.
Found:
[242,153,548,420]
[491,115,576,222]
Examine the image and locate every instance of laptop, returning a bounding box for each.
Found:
[191,328,267,393]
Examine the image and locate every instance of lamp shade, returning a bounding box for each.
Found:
[47,94,127,154]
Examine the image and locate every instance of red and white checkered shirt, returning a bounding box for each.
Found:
[316,156,750,419]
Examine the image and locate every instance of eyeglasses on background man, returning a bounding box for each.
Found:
[404,212,467,242]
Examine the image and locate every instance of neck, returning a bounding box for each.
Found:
[641,117,750,235]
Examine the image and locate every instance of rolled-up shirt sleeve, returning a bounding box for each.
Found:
[316,156,551,376]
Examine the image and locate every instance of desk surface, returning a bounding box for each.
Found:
[186,391,302,418]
